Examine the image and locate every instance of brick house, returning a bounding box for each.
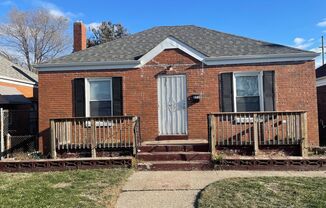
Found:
[0,55,38,135]
[36,22,319,159]
[316,64,326,146]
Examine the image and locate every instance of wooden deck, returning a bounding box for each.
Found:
[208,111,308,157]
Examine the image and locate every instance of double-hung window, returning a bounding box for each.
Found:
[86,78,112,116]
[233,72,263,112]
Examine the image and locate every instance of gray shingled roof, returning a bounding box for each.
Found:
[46,25,314,64]
[0,55,38,83]
[316,64,326,78]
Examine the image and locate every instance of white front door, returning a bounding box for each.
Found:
[158,75,188,135]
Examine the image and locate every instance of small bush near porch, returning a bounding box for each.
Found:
[0,169,132,208]
[198,177,326,208]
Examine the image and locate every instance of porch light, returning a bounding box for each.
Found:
[190,94,201,102]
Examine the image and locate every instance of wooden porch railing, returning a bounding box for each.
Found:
[208,111,308,156]
[50,116,140,159]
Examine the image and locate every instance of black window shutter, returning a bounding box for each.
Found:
[220,73,234,112]
[73,78,85,117]
[112,77,123,115]
[263,71,275,111]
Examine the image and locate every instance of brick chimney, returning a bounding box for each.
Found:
[73,21,86,52]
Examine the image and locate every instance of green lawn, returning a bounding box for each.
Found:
[0,168,132,208]
[198,177,326,208]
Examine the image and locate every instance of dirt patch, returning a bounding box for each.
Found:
[265,182,280,194]
[52,182,72,189]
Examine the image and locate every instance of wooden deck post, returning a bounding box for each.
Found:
[91,119,96,158]
[209,115,217,156]
[300,112,308,157]
[6,133,11,158]
[253,113,259,156]
[50,120,57,159]
[132,116,138,155]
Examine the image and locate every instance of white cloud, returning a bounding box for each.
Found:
[293,37,315,50]
[48,9,65,18]
[315,56,322,68]
[317,18,326,27]
[310,47,321,53]
[294,37,305,45]
[86,22,101,30]
[31,0,82,19]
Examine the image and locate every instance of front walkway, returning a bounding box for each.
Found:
[116,171,326,208]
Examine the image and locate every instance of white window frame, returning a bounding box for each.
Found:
[85,78,113,117]
[233,71,264,112]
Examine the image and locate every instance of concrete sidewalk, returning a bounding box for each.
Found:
[116,171,326,208]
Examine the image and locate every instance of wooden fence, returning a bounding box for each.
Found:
[50,116,140,158]
[208,111,308,156]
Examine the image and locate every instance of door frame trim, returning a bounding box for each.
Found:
[157,74,188,136]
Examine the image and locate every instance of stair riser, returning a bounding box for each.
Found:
[137,163,213,171]
[138,145,209,153]
[137,154,211,161]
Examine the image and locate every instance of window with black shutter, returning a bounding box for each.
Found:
[220,71,275,112]
[73,77,123,117]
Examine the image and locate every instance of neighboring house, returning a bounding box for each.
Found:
[36,22,319,156]
[316,64,326,146]
[0,55,38,135]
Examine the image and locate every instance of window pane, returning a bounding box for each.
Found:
[236,76,259,96]
[236,97,260,112]
[90,80,111,100]
[90,101,111,116]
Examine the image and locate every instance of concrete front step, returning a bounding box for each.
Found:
[137,160,213,171]
[137,152,211,161]
[138,144,209,153]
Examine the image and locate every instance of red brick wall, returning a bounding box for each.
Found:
[38,49,319,152]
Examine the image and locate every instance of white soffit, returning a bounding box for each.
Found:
[317,77,326,87]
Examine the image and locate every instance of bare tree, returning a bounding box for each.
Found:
[87,21,128,48]
[0,8,70,71]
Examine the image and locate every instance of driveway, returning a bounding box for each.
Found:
[116,171,326,208]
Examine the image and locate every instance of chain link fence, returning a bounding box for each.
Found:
[1,108,38,160]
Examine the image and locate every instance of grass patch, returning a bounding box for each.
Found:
[0,168,132,208]
[198,177,326,208]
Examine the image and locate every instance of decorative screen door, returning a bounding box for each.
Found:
[158,75,188,135]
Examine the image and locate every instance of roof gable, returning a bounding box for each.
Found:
[139,36,206,65]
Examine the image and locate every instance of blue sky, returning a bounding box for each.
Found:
[1,0,326,67]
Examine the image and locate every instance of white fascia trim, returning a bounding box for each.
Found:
[203,52,318,65]
[36,60,140,72]
[317,77,326,87]
[138,36,207,65]
[0,75,37,87]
